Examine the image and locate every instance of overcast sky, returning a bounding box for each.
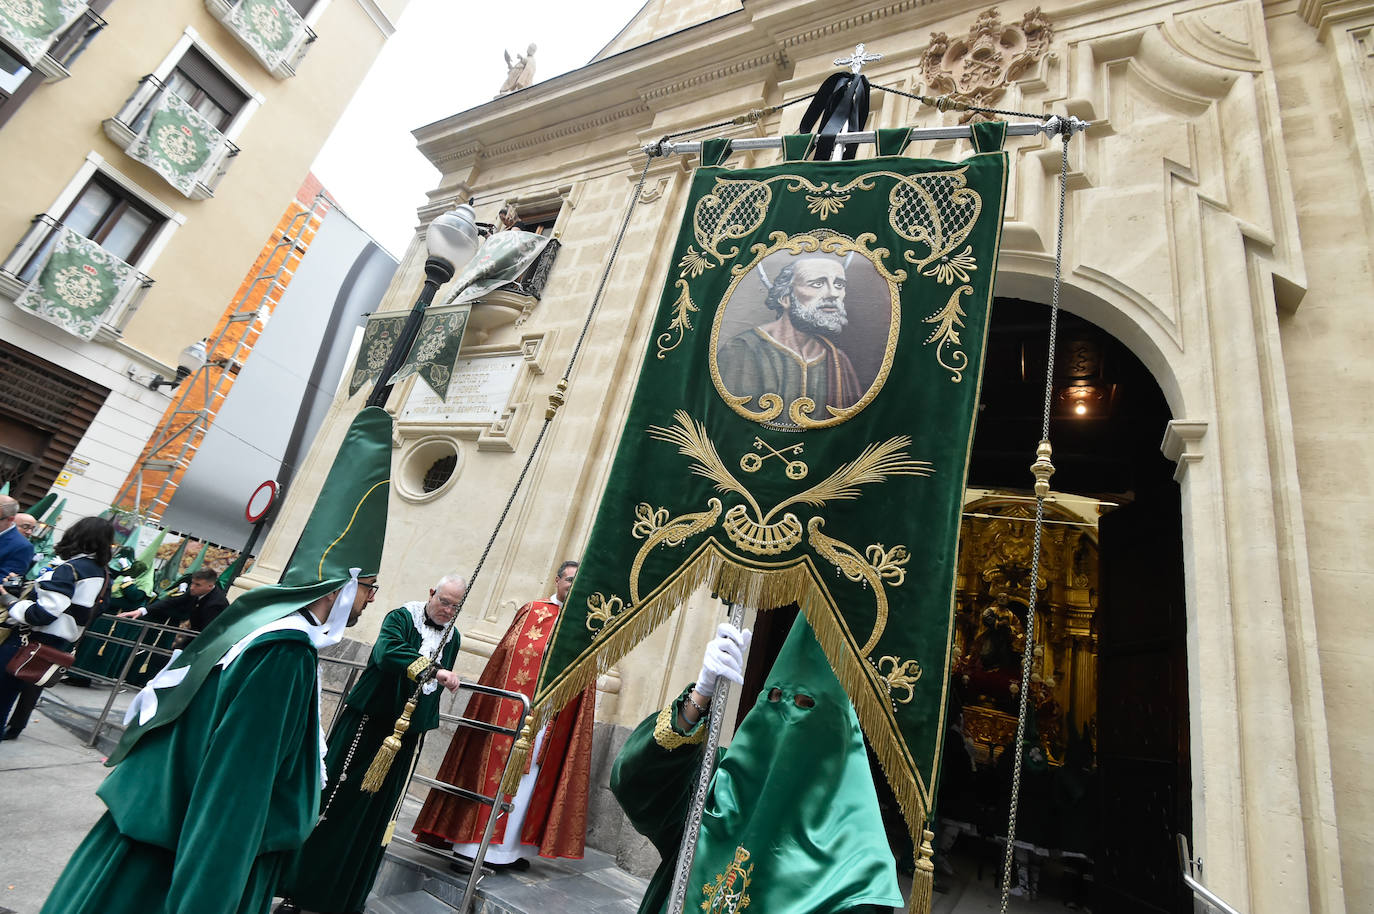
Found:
[311,0,650,257]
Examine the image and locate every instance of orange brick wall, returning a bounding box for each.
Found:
[115,175,334,520]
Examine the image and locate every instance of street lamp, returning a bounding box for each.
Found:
[366,204,480,407]
[149,339,209,390]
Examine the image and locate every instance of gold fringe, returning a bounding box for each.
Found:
[499,723,535,796]
[528,538,943,884]
[909,827,935,914]
[361,699,415,793]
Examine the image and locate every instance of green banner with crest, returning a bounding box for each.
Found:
[531,125,1010,868]
[127,90,225,197]
[14,226,134,339]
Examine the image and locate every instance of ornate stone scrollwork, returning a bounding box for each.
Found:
[921,7,1055,122]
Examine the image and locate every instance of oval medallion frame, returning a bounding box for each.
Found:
[709,230,905,430]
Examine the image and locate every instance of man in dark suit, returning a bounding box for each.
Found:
[0,496,36,584]
[117,569,229,640]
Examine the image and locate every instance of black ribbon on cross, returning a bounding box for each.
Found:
[798,72,872,161]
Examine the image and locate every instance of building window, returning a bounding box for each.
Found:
[17,173,166,282]
[0,2,109,128]
[131,46,249,133]
[421,454,457,493]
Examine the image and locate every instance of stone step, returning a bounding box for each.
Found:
[366,890,461,914]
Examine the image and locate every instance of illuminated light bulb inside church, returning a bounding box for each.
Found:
[1074,403,1087,415]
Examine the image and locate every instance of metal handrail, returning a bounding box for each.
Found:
[1178,834,1244,914]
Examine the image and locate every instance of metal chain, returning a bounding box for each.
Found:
[871,83,1046,121]
[998,125,1072,913]
[320,712,368,822]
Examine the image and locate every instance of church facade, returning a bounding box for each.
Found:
[247,1,1369,911]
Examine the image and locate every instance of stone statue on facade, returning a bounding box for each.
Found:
[498,44,537,95]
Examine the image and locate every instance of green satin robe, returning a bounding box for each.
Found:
[611,620,903,914]
[280,605,460,913]
[40,630,322,914]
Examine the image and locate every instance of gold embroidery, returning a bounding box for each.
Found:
[875,654,923,704]
[526,626,544,642]
[512,667,532,687]
[405,656,432,682]
[709,231,905,430]
[702,845,754,913]
[632,503,671,539]
[807,517,911,656]
[646,411,931,562]
[924,284,972,382]
[888,166,983,274]
[806,188,850,220]
[518,643,542,661]
[692,178,771,265]
[653,701,706,750]
[739,436,807,480]
[929,246,977,285]
[655,280,698,359]
[585,592,628,633]
[533,607,554,623]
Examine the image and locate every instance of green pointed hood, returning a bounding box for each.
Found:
[683,617,903,913]
[133,529,166,593]
[108,407,394,767]
[27,493,55,520]
[156,536,191,595]
[40,496,65,526]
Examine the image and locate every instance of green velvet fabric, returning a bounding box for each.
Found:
[537,138,1011,857]
[701,138,734,167]
[876,127,913,156]
[611,620,901,914]
[280,606,462,913]
[42,631,320,914]
[783,133,816,162]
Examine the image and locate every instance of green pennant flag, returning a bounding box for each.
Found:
[217,548,251,591]
[155,536,191,595]
[40,496,65,526]
[226,0,305,71]
[133,529,166,593]
[448,229,552,305]
[348,312,408,397]
[386,303,471,400]
[532,126,1010,887]
[14,227,135,339]
[127,89,226,197]
[0,0,86,66]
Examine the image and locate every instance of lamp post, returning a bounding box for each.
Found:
[149,339,209,390]
[366,204,480,407]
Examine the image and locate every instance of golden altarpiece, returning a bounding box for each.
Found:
[953,492,1099,767]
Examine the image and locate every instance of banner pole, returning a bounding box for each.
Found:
[667,601,749,914]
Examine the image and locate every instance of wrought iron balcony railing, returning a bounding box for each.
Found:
[0,214,155,339]
[102,74,241,200]
[30,7,108,82]
[203,0,317,79]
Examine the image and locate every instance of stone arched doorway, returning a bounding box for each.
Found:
[941,296,1189,911]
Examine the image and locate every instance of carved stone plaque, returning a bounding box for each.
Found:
[400,355,522,424]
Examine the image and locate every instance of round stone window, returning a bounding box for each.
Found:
[396,436,461,503]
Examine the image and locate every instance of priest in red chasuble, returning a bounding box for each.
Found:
[414,560,595,863]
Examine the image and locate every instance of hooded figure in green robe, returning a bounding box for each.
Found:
[611,615,903,914]
[41,406,394,914]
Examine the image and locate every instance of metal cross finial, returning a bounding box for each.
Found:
[835,43,882,74]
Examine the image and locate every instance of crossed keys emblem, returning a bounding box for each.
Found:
[740,437,808,480]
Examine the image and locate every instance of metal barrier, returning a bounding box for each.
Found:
[1178,834,1244,914]
[386,680,531,914]
[59,618,531,914]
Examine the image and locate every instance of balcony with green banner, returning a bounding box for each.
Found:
[103,76,241,200]
[0,0,86,68]
[205,0,315,78]
[7,225,152,341]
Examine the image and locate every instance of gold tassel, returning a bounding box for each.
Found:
[908,827,935,914]
[361,699,415,793]
[499,722,535,796]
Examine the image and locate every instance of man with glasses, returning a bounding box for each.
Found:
[0,496,35,582]
[275,574,465,914]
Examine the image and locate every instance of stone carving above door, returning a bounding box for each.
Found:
[920,7,1054,121]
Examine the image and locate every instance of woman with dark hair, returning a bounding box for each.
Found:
[0,516,113,738]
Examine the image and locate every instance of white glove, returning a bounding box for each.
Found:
[695,622,752,698]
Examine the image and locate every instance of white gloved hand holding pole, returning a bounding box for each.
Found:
[695,622,752,698]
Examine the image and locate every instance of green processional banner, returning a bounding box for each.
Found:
[532,125,1010,863]
[128,90,225,198]
[14,226,135,339]
[226,0,305,72]
[0,0,86,66]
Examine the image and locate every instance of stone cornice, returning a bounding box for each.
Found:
[1299,0,1374,33]
[480,100,654,159]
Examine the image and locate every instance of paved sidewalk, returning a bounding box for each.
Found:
[0,696,108,914]
[1,684,1090,914]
